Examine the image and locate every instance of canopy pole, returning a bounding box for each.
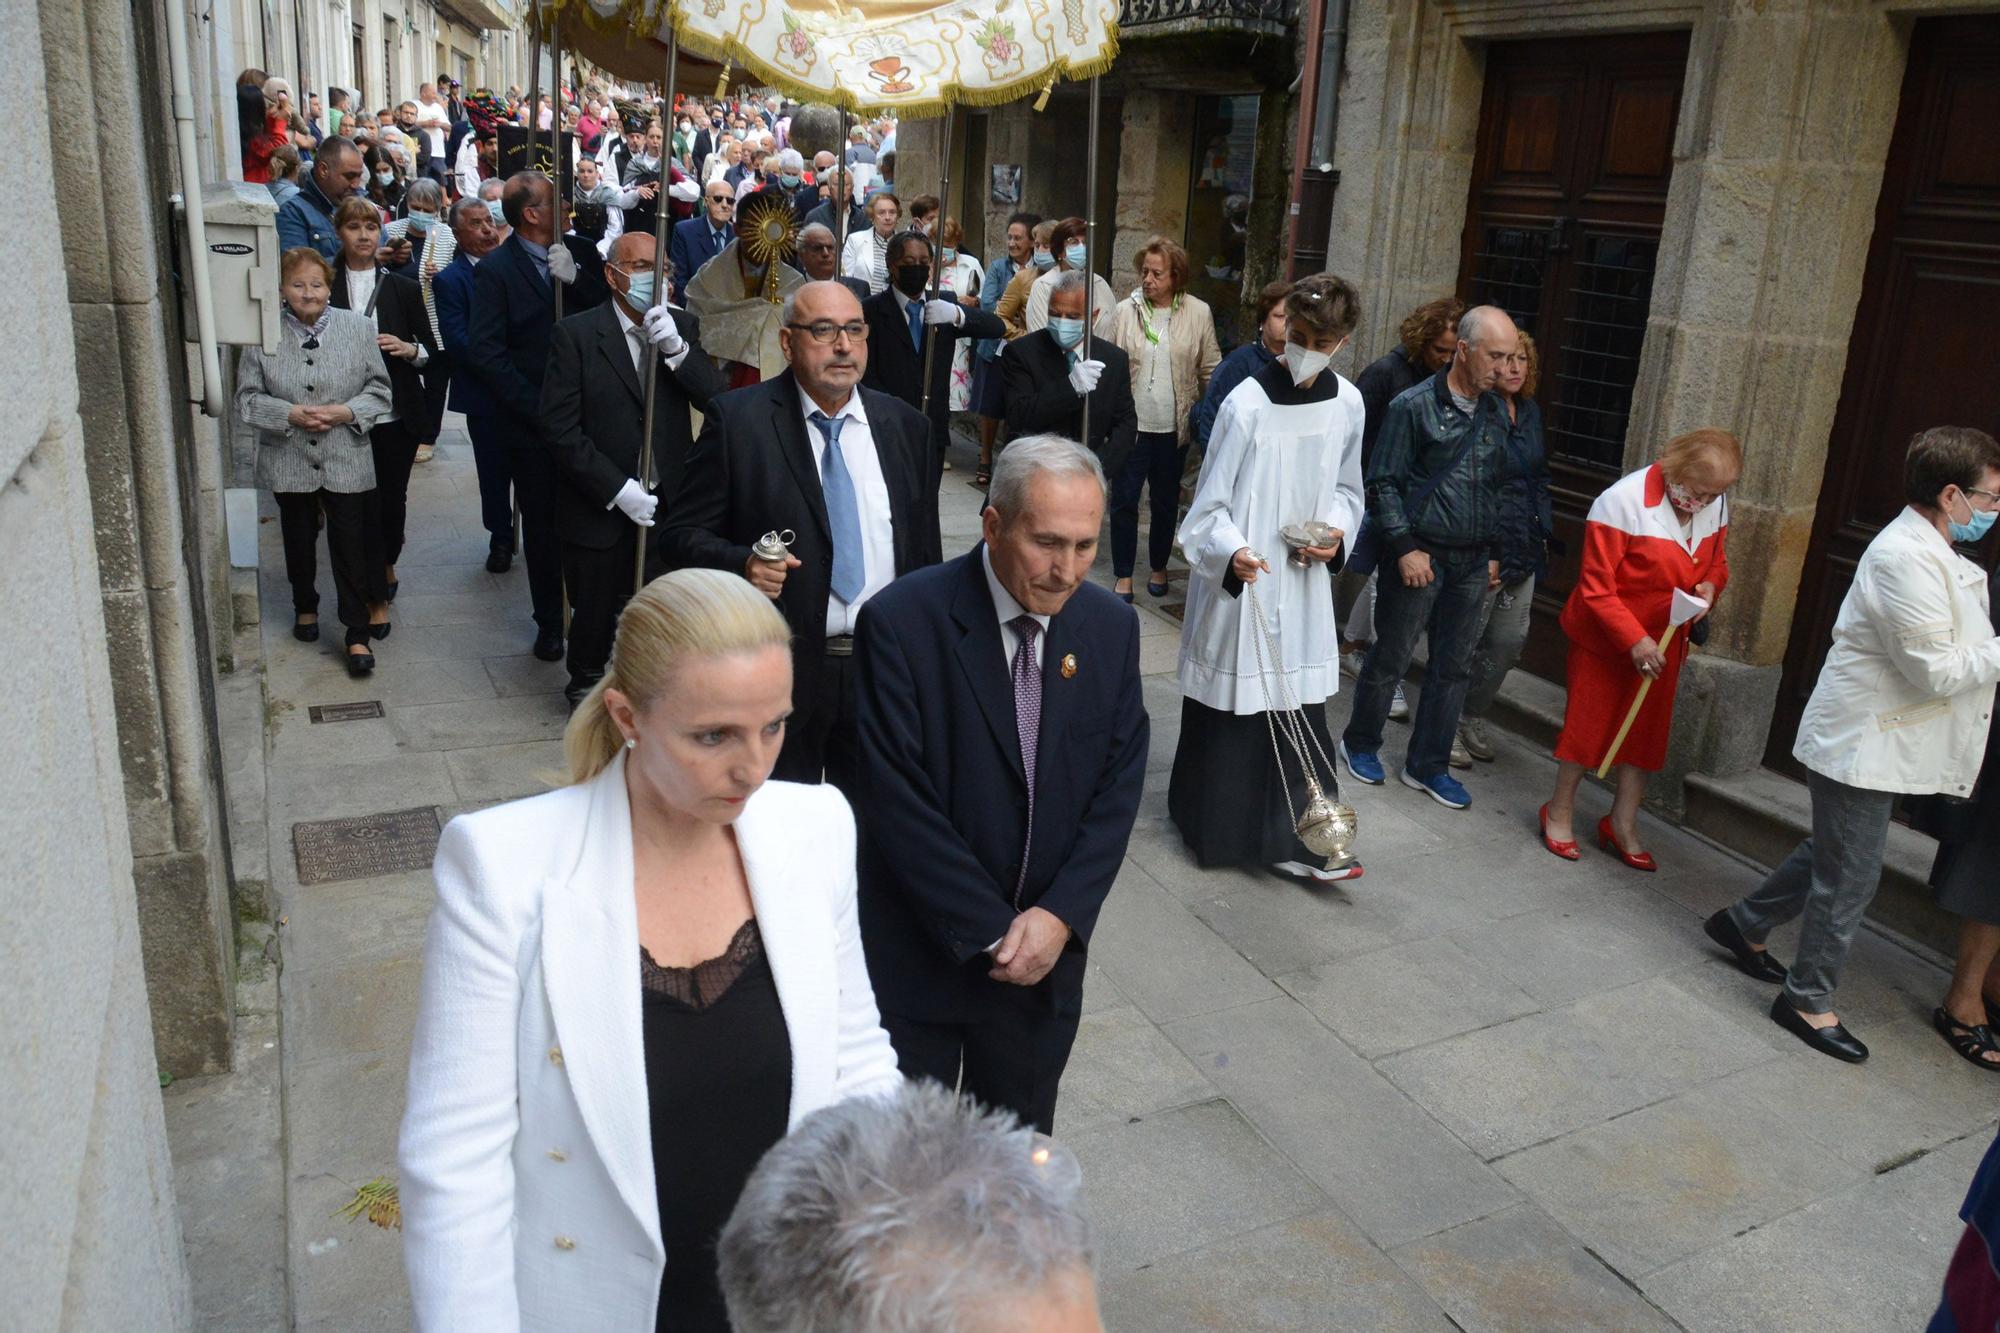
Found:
[518,6,543,562]
[917,102,956,435]
[837,107,854,256]
[1080,75,1101,450]
[635,22,681,595]
[549,6,564,323]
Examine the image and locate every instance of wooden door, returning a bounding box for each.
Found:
[1767,15,2000,769]
[1457,31,1689,680]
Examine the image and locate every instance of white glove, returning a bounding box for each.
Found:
[642,303,686,355]
[611,478,658,527]
[667,176,701,202]
[546,243,577,285]
[1067,357,1105,396]
[922,298,962,327]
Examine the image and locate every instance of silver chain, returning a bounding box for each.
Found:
[1245,571,1337,826]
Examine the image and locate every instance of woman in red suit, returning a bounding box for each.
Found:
[1540,428,1742,868]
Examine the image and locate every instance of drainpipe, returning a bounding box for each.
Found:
[1284,0,1349,278]
[164,0,226,417]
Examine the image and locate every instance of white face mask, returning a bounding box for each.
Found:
[1282,342,1332,386]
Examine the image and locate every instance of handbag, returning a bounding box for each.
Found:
[1348,414,1486,578]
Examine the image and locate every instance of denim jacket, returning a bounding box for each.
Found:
[1366,369,1510,560]
[1495,395,1554,583]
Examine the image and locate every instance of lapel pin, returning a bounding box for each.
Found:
[1061,653,1078,679]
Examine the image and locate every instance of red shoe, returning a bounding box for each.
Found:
[1597,816,1657,872]
[1539,804,1580,861]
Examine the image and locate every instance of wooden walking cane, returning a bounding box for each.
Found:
[1595,588,1709,778]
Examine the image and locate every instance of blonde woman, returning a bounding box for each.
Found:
[399,570,902,1332]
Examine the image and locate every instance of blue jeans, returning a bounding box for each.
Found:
[1341,546,1490,779]
[1110,430,1183,579]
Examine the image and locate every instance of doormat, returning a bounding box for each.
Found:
[292,806,442,885]
[308,701,385,724]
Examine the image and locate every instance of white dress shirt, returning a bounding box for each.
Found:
[802,390,895,636]
[982,545,1048,668]
[344,263,379,319]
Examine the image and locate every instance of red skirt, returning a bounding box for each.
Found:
[1553,634,1689,774]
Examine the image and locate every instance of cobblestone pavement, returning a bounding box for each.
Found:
[255,414,1990,1331]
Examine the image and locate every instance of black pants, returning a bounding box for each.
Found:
[506,436,565,635]
[561,526,665,684]
[1110,429,1184,579]
[772,649,860,794]
[420,370,450,443]
[881,993,1083,1135]
[367,419,421,569]
[275,489,376,647]
[465,412,514,553]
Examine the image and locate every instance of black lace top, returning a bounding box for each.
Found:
[640,918,792,1333]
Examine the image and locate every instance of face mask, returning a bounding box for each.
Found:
[1948,491,1998,543]
[1048,316,1085,350]
[1666,480,1716,516]
[1282,341,1332,387]
[1064,242,1087,269]
[622,269,657,310]
[779,172,802,189]
[894,264,930,299]
[1031,248,1055,271]
[486,198,507,225]
[375,169,395,185]
[408,212,437,233]
[941,247,957,263]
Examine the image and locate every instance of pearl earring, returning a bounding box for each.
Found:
[624,737,637,750]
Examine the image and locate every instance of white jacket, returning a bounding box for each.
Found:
[397,755,902,1331]
[1793,506,2000,795]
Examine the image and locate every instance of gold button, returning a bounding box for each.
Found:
[554,1235,576,1251]
[547,1147,567,1162]
[548,1046,564,1066]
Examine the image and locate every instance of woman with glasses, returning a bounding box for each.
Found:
[1710,427,2000,1064]
[1539,428,1740,869]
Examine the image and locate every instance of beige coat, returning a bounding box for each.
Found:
[1100,290,1223,445]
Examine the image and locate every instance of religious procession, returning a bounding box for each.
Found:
[15,0,2000,1326]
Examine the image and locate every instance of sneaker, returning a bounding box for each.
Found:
[1271,860,1365,884]
[1388,682,1410,722]
[1460,717,1497,762]
[1338,740,1384,786]
[1448,736,1473,769]
[1339,649,1366,679]
[1401,768,1470,809]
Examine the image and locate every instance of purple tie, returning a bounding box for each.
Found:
[1010,616,1041,907]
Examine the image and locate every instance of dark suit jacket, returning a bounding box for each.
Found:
[539,300,727,548]
[668,216,731,304]
[329,266,434,424]
[466,234,607,440]
[853,547,1149,1021]
[660,373,940,747]
[432,253,490,418]
[861,287,1005,440]
[805,200,868,241]
[1002,330,1138,476]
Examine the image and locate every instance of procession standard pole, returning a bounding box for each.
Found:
[1079,75,1101,449]
[635,20,681,595]
[549,6,565,323]
[837,106,854,255]
[916,102,956,435]
[516,7,543,560]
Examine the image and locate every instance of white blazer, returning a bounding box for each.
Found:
[397,755,903,1331]
[841,227,887,292]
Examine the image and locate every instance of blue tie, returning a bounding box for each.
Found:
[810,412,866,604]
[907,298,924,351]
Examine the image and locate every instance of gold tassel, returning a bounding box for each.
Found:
[1032,73,1057,113]
[714,59,732,99]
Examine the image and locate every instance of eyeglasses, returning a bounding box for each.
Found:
[707,194,734,204]
[1966,487,2000,507]
[786,320,869,345]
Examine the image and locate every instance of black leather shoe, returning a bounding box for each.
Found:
[293,618,320,643]
[369,621,392,641]
[486,547,513,574]
[1704,910,1789,984]
[345,648,375,678]
[533,629,565,662]
[564,671,602,712]
[1769,995,1868,1063]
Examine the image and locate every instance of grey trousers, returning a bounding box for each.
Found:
[1463,573,1536,720]
[1727,770,1896,1012]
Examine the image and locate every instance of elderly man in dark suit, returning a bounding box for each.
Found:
[430,196,512,571]
[852,433,1149,1134]
[540,231,727,707]
[467,171,608,660]
[661,279,939,791]
[861,229,1005,485]
[668,180,736,305]
[1003,271,1137,478]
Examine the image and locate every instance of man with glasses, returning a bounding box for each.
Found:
[663,281,940,791]
[797,222,869,302]
[671,181,736,305]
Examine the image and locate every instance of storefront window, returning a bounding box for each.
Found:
[1186,94,1259,341]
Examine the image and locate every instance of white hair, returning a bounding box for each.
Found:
[718,1082,1095,1333]
[777,147,805,173]
[989,432,1106,517]
[1456,304,1510,349]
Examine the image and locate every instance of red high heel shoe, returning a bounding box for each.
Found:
[1597,816,1657,872]
[1539,804,1580,861]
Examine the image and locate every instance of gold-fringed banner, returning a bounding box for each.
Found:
[551,0,1118,115]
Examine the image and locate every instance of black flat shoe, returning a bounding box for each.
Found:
[486,547,513,574]
[533,629,565,662]
[1769,995,1868,1063]
[369,621,392,641]
[345,649,375,678]
[1147,578,1170,598]
[1704,909,1788,984]
[293,618,320,643]
[1933,1007,2000,1073]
